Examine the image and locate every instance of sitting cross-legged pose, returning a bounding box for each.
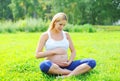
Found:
[35,12,96,78]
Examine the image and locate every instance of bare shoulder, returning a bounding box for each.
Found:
[40,32,48,41]
[64,31,71,39]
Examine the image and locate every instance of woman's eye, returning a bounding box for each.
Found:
[59,24,65,26]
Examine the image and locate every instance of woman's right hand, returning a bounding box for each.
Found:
[52,48,67,55]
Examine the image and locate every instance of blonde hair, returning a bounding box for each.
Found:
[48,12,67,31]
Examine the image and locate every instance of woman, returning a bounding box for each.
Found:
[36,12,96,78]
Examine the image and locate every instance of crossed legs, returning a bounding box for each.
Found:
[48,63,72,75]
[48,63,91,77]
[40,59,96,77]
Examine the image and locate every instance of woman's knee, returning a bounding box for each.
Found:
[87,59,96,69]
[40,60,52,73]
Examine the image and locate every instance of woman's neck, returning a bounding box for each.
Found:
[51,29,62,34]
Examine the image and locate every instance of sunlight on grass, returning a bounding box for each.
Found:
[0,32,120,81]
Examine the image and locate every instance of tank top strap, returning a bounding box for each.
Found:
[62,31,67,39]
[47,31,51,39]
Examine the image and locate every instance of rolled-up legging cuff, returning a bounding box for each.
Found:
[40,60,52,73]
[87,59,96,69]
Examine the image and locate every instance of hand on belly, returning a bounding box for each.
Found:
[46,48,69,67]
[46,54,68,66]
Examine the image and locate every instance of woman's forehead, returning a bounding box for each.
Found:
[58,20,67,24]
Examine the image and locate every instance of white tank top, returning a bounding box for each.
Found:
[45,31,69,51]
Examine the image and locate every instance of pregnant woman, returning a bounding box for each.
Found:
[35,12,96,78]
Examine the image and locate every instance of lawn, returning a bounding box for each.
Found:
[0,32,120,81]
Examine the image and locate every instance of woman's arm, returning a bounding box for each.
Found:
[35,32,54,58]
[66,32,76,64]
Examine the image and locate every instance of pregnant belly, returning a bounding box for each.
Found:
[46,54,68,66]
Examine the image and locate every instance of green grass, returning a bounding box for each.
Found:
[0,32,120,81]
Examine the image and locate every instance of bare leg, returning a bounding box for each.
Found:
[64,63,91,77]
[48,63,72,75]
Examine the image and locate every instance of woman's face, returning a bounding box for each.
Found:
[54,20,67,32]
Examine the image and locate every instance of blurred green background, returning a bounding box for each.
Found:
[0,0,120,33]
